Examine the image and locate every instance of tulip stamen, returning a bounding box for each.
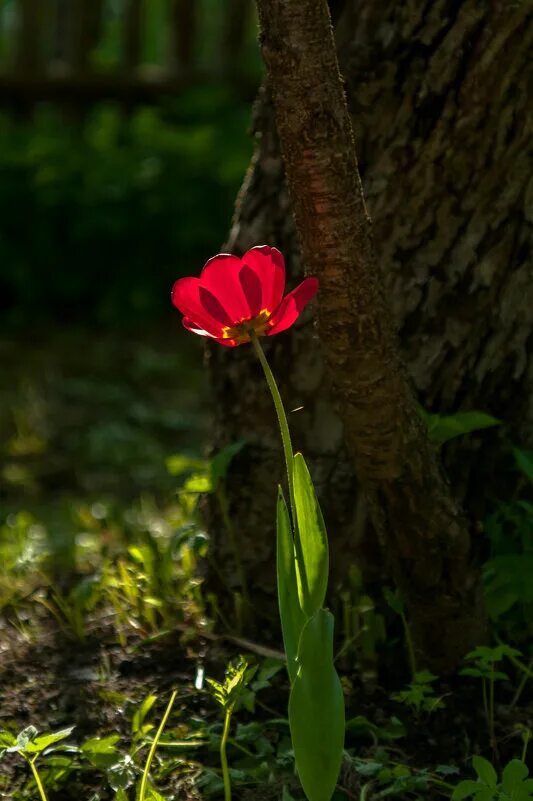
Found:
[222,309,272,343]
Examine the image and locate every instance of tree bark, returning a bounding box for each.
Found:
[208,0,533,671]
[255,0,487,670]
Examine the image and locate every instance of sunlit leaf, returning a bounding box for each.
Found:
[107,755,137,791]
[144,788,168,801]
[81,735,121,770]
[293,453,328,617]
[165,454,206,477]
[132,695,157,734]
[24,727,75,755]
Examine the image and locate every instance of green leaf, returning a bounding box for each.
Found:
[414,671,437,685]
[293,453,328,617]
[288,610,345,801]
[81,735,121,770]
[143,788,168,801]
[276,487,306,684]
[421,409,501,446]
[209,441,245,486]
[513,448,533,482]
[24,727,75,754]
[207,657,256,712]
[0,732,16,748]
[251,657,284,693]
[475,790,498,801]
[460,668,485,678]
[132,694,157,734]
[225,658,256,707]
[472,756,498,788]
[107,755,136,791]
[492,670,510,681]
[502,759,529,794]
[383,587,404,615]
[41,754,75,768]
[182,473,212,495]
[165,454,205,476]
[451,780,484,801]
[0,730,16,759]
[17,726,38,747]
[282,786,298,801]
[435,765,460,776]
[206,677,226,708]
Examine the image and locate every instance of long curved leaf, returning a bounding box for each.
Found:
[293,453,328,617]
[289,609,345,801]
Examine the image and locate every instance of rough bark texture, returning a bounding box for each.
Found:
[208,0,533,669]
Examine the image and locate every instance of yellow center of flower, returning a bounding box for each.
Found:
[221,308,272,343]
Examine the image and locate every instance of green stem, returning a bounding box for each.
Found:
[489,668,495,749]
[359,783,372,801]
[227,736,255,758]
[220,706,233,801]
[139,689,177,801]
[401,612,417,680]
[522,729,530,762]
[510,656,533,709]
[250,333,295,517]
[26,757,48,801]
[482,677,489,732]
[250,332,310,606]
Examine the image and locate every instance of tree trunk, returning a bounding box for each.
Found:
[208,0,533,670]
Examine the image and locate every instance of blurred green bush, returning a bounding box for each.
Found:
[0,87,253,328]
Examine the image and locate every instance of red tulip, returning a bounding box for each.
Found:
[171,246,318,346]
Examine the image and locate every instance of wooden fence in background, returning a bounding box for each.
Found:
[0,0,256,108]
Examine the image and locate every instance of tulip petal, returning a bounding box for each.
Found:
[182,318,218,338]
[172,278,224,337]
[200,254,252,325]
[241,246,286,314]
[239,265,263,317]
[183,317,240,347]
[199,287,235,325]
[267,277,319,336]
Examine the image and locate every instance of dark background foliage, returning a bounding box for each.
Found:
[0,0,260,329]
